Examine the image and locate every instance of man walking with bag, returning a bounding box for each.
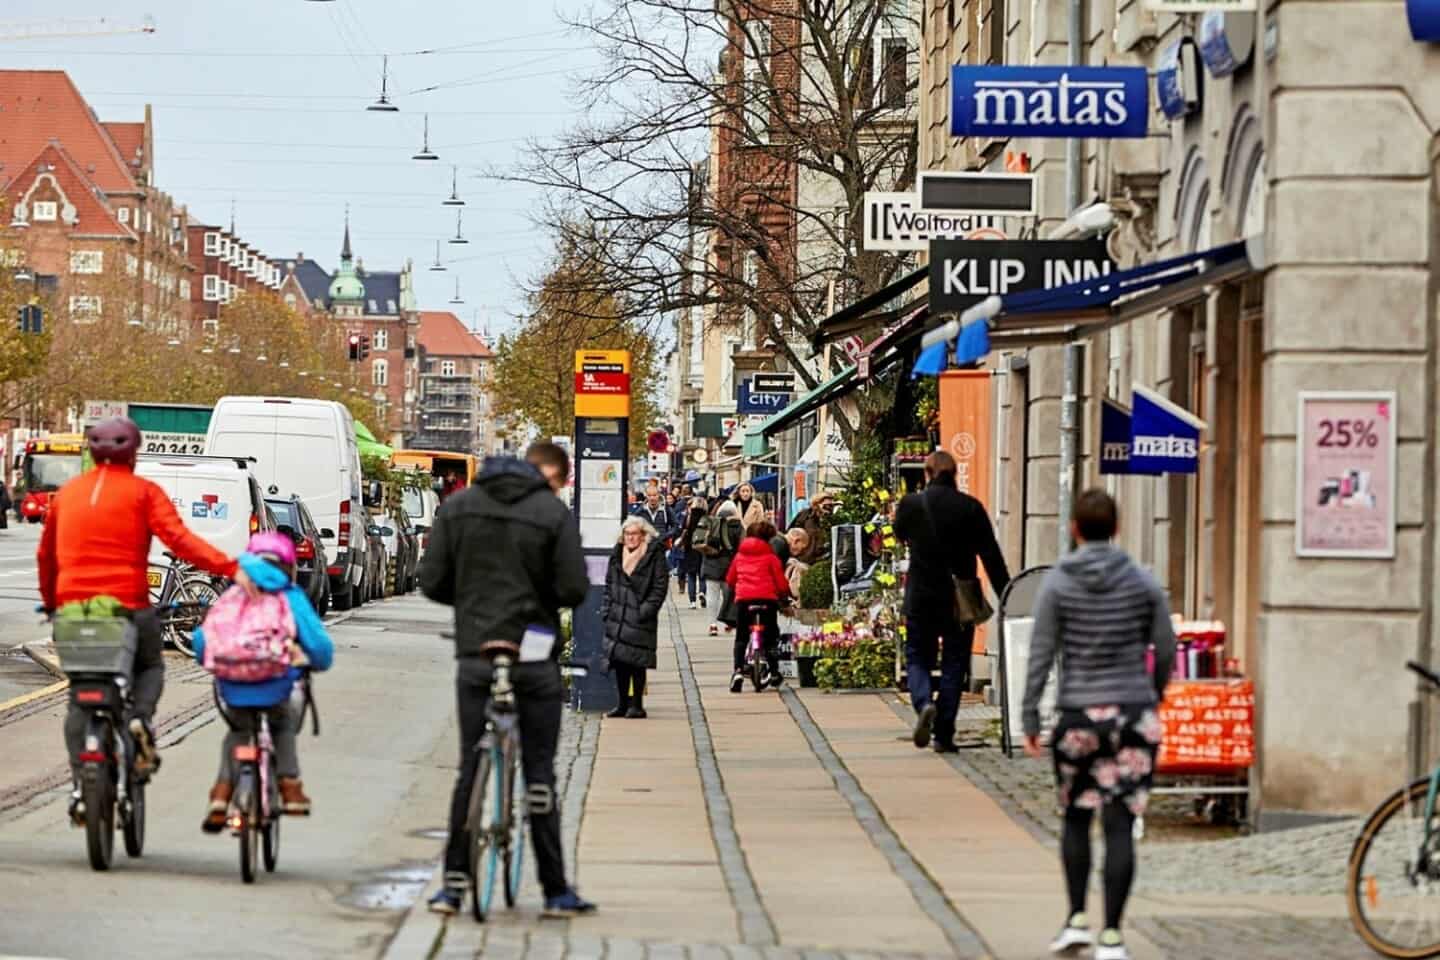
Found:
[894,450,1010,753]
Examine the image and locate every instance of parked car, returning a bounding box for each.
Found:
[363,521,388,601]
[402,485,441,555]
[266,495,332,616]
[205,396,369,611]
[371,506,419,595]
[135,454,274,579]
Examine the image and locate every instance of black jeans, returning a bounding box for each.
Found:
[733,600,781,675]
[612,662,647,711]
[443,657,568,899]
[905,612,973,747]
[64,607,161,781]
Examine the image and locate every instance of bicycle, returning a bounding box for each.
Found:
[149,552,225,658]
[452,634,587,922]
[1348,660,1440,958]
[52,615,147,871]
[217,674,318,884]
[744,613,769,692]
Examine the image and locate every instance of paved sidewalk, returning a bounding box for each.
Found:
[392,600,1373,960]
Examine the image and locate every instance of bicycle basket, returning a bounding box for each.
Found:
[53,617,138,677]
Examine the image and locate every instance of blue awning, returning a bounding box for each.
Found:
[914,236,1263,376]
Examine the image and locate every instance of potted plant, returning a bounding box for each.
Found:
[793,632,824,688]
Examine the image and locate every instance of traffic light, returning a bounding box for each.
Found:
[359,335,371,361]
[347,333,361,361]
[16,303,43,335]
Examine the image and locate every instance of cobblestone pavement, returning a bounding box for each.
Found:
[1132,915,1378,960]
[436,927,961,960]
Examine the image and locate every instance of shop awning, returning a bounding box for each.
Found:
[810,266,927,349]
[355,421,393,459]
[916,237,1264,371]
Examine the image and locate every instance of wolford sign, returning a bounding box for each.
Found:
[950,65,1150,139]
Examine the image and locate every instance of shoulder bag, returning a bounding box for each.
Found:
[920,494,994,626]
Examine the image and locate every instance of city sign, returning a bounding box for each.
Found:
[1128,384,1205,475]
[737,379,791,416]
[927,237,1113,313]
[862,192,1003,252]
[917,171,1036,217]
[751,373,795,394]
[950,65,1150,139]
[573,349,631,418]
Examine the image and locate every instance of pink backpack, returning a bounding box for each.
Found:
[200,585,297,682]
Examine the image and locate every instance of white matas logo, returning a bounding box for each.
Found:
[1132,435,1197,458]
[973,73,1129,127]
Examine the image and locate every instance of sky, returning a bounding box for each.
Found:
[1,0,605,339]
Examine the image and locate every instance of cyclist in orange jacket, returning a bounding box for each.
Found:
[37,417,253,802]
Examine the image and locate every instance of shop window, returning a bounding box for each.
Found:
[32,201,57,222]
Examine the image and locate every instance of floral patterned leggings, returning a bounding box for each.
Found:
[1051,703,1162,931]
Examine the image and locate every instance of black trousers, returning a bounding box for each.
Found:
[905,611,973,747]
[733,600,781,674]
[612,662,647,710]
[443,657,568,899]
[65,607,161,781]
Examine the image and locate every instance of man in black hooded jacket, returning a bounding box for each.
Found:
[419,441,596,916]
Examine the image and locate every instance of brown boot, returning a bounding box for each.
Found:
[279,777,311,816]
[202,782,232,833]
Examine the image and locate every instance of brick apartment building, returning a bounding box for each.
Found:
[279,221,419,446]
[412,310,495,456]
[185,222,283,329]
[0,71,193,335]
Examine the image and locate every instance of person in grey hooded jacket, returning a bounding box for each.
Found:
[1020,489,1176,960]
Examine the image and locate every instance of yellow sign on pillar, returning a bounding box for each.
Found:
[574,350,632,418]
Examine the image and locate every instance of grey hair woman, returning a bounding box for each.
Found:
[599,515,669,718]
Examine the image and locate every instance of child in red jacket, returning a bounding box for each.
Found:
[725,520,792,692]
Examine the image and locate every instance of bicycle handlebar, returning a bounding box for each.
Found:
[1407,660,1440,689]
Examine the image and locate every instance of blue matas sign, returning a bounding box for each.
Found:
[737,379,791,416]
[1409,0,1440,40]
[950,65,1150,139]
[1099,398,1160,475]
[1129,384,1206,475]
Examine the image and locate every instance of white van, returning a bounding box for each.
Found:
[402,485,441,554]
[204,396,370,610]
[135,454,273,570]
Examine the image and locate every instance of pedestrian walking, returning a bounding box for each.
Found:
[734,482,766,529]
[669,495,690,585]
[0,477,10,530]
[631,486,676,543]
[699,499,743,637]
[678,496,708,608]
[1021,489,1176,960]
[893,450,1011,753]
[600,516,668,719]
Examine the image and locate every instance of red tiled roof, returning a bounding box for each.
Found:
[103,122,145,171]
[4,142,132,239]
[0,70,136,194]
[419,311,494,358]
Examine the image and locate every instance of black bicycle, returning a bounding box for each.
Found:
[149,552,225,658]
[52,616,147,871]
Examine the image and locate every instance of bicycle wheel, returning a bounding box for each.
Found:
[122,779,145,858]
[1348,777,1440,958]
[82,756,116,872]
[467,749,502,922]
[263,815,280,873]
[171,579,220,659]
[237,774,259,884]
[750,646,766,692]
[504,746,525,908]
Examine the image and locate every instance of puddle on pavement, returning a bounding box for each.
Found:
[340,861,434,911]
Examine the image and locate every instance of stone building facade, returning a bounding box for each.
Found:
[918,0,1440,814]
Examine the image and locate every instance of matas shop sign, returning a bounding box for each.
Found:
[927,237,1113,313]
[950,65,1150,139]
[863,192,1004,252]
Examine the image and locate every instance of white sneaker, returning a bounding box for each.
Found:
[1094,929,1129,960]
[688,601,697,609]
[1048,914,1093,955]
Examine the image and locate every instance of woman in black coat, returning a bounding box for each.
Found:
[601,516,670,718]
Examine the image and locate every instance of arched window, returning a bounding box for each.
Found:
[1176,147,1211,253]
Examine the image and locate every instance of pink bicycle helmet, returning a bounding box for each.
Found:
[247,531,297,568]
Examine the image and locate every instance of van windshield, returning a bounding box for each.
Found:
[403,488,423,519]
